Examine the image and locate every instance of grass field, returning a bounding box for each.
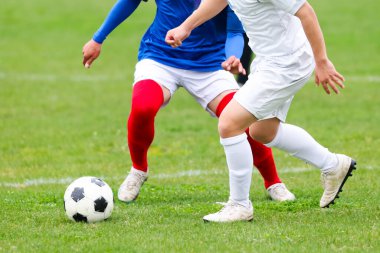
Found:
[1,0,379,252]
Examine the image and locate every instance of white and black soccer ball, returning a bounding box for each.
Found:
[64,176,114,223]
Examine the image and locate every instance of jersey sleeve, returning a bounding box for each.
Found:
[269,0,306,15]
[225,7,244,59]
[93,0,142,44]
[225,32,244,59]
[226,7,244,33]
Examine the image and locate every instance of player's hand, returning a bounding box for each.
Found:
[314,59,345,94]
[165,25,191,48]
[82,39,102,69]
[222,56,246,75]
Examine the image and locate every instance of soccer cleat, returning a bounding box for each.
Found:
[320,154,357,208]
[118,168,148,202]
[267,183,296,202]
[203,200,254,223]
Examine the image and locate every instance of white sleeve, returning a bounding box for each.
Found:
[270,0,306,15]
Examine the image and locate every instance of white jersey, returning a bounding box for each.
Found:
[228,0,308,57]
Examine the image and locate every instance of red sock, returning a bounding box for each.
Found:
[127,80,164,172]
[216,92,281,189]
[245,131,281,188]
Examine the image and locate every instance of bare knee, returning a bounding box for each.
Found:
[250,130,277,144]
[218,117,234,138]
[249,119,280,144]
[218,116,248,138]
[217,98,256,138]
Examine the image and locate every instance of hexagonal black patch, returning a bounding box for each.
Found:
[71,187,85,202]
[73,213,88,222]
[91,178,105,187]
[94,197,108,212]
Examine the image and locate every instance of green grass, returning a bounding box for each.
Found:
[1,0,379,252]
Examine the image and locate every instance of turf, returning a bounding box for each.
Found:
[0,0,379,252]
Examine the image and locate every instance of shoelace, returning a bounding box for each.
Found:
[126,172,146,187]
[216,201,242,214]
[271,184,287,197]
[321,172,328,189]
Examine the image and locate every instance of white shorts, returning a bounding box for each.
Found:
[235,43,315,122]
[134,59,239,116]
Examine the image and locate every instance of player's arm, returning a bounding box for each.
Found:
[82,0,143,68]
[223,8,246,75]
[295,2,345,94]
[165,0,228,47]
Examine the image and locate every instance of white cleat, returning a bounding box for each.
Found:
[118,168,148,203]
[267,183,296,202]
[203,200,254,223]
[320,154,357,208]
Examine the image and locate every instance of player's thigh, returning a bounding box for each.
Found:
[207,90,237,114]
[182,70,238,116]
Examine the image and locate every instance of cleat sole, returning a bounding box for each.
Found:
[203,217,254,223]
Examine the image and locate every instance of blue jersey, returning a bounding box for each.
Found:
[93,0,244,71]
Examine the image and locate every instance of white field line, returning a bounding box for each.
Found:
[1,72,380,83]
[0,165,375,188]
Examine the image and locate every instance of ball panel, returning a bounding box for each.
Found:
[64,183,76,201]
[72,213,88,222]
[103,200,114,219]
[94,197,108,212]
[102,184,114,202]
[83,183,102,201]
[91,177,105,187]
[71,187,85,202]
[76,197,94,217]
[86,212,106,223]
[64,198,78,221]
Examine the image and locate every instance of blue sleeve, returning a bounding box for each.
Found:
[226,7,244,33]
[225,7,244,59]
[225,33,244,59]
[93,0,143,44]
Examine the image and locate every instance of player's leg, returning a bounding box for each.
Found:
[127,80,171,172]
[204,52,355,222]
[118,60,177,202]
[213,91,295,201]
[252,119,356,208]
[203,98,256,222]
[118,79,171,202]
[185,69,293,201]
[241,50,356,208]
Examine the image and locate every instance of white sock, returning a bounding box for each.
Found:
[220,133,253,207]
[131,167,148,176]
[265,123,338,173]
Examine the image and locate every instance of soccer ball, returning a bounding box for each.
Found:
[64,176,114,223]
